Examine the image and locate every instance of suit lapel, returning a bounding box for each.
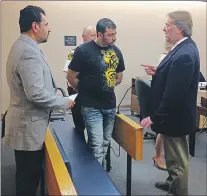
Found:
[39,50,57,88]
[19,35,57,89]
[157,38,191,71]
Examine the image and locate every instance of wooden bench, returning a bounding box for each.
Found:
[46,118,121,195]
[45,127,77,196]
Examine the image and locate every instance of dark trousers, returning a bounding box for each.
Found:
[71,101,86,141]
[14,149,44,196]
[67,85,85,142]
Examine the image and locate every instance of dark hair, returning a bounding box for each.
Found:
[19,5,46,33]
[96,18,116,34]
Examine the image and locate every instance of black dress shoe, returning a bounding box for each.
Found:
[155,182,170,191]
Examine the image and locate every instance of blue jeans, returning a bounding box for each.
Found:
[81,107,116,165]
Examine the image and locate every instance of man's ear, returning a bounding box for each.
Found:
[31,22,38,33]
[177,27,183,35]
[97,32,103,38]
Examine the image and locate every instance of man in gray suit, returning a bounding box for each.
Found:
[4,5,74,196]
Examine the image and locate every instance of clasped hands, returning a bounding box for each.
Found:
[68,99,75,109]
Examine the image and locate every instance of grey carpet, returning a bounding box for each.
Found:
[1,109,207,195]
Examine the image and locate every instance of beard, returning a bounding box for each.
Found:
[40,33,49,43]
[102,37,115,47]
[41,38,48,43]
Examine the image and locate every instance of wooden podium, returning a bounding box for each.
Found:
[112,113,144,195]
[131,77,140,115]
[113,113,143,160]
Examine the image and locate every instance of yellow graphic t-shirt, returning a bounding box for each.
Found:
[68,41,125,108]
[101,49,119,89]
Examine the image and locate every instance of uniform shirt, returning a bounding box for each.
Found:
[63,48,76,92]
[63,49,75,73]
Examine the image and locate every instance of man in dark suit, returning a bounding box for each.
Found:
[141,11,200,196]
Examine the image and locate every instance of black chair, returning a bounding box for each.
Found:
[135,79,156,140]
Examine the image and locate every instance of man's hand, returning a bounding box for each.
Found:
[67,69,79,89]
[141,64,157,76]
[140,116,153,128]
[68,99,75,109]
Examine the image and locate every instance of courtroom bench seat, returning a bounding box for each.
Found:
[49,119,121,195]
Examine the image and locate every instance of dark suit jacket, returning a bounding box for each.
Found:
[150,38,200,137]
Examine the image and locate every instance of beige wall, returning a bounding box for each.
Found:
[1,1,206,112]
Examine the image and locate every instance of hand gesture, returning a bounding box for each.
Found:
[141,64,157,76]
[140,117,153,128]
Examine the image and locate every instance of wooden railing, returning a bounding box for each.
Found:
[45,127,77,196]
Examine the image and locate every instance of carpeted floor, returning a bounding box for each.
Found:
[1,109,207,195]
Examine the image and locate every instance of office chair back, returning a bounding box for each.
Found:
[135,79,152,119]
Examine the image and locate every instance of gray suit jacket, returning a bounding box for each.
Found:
[4,35,69,151]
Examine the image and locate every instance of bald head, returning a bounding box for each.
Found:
[82,25,96,42]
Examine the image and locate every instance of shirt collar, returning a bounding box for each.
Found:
[170,37,188,52]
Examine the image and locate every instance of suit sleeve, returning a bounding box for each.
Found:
[17,49,69,110]
[150,54,195,124]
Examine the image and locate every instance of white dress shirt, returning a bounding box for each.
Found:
[170,37,188,52]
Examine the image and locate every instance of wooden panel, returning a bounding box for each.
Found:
[45,150,60,196]
[131,94,140,115]
[197,90,207,129]
[113,113,144,160]
[131,86,136,95]
[45,127,77,196]
[199,115,207,129]
[197,90,207,104]
[131,76,151,115]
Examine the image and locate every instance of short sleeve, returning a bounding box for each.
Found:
[116,50,125,73]
[68,47,84,73]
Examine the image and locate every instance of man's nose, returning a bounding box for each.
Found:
[163,27,166,32]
